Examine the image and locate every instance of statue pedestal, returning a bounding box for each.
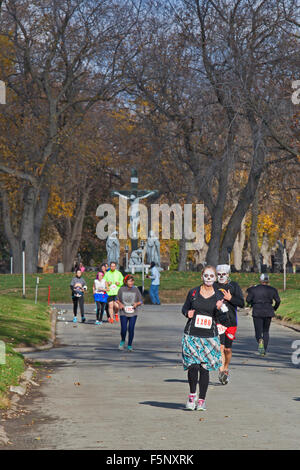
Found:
[126,265,163,274]
[126,264,150,274]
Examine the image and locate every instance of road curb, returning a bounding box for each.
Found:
[0,308,58,446]
[0,365,40,446]
[244,308,300,333]
[273,318,300,333]
[13,307,58,354]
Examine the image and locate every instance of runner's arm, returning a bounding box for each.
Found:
[135,288,143,307]
[116,289,125,309]
[119,272,124,287]
[273,289,281,311]
[215,302,228,323]
[230,283,245,308]
[246,288,254,306]
[182,290,193,317]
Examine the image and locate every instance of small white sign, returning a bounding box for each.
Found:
[130,177,138,184]
[0,81,6,104]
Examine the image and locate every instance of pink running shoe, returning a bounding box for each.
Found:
[196,399,207,411]
[186,393,197,410]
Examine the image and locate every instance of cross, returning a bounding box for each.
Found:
[111,168,159,251]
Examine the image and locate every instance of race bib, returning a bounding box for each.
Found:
[110,284,117,290]
[124,305,134,314]
[195,315,212,329]
[217,323,227,335]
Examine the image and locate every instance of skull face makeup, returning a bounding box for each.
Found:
[202,268,216,286]
[216,264,230,284]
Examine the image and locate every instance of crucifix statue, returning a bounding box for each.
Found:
[111,168,159,251]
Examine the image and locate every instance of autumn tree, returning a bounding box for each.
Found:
[122,0,300,267]
[0,0,138,272]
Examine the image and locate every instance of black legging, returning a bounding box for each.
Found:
[73,296,84,318]
[95,301,106,321]
[188,364,209,399]
[253,317,272,351]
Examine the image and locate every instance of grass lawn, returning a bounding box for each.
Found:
[0,271,299,317]
[0,271,299,301]
[0,296,51,408]
[275,290,300,325]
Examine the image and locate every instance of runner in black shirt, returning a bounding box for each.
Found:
[181,266,227,411]
[246,273,281,355]
[214,264,244,384]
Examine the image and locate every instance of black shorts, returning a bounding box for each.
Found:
[107,295,118,303]
[219,333,233,349]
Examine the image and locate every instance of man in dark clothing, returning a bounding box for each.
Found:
[246,273,281,356]
[214,264,245,384]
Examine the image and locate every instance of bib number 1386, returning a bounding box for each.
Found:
[195,315,212,329]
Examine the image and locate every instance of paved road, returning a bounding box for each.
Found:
[3,304,300,450]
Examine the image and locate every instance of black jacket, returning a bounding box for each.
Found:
[246,284,281,318]
[214,281,244,327]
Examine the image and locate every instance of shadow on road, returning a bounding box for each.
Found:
[164,379,187,383]
[139,401,185,410]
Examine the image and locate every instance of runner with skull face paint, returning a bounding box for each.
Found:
[181,266,228,411]
[214,265,244,385]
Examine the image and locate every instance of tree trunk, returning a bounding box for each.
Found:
[219,115,266,262]
[250,191,260,272]
[60,189,91,272]
[177,186,195,272]
[260,232,271,268]
[178,237,187,271]
[205,170,229,266]
[194,241,208,267]
[233,216,246,271]
[1,185,49,273]
[288,235,299,261]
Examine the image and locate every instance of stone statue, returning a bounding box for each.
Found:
[106,231,120,265]
[146,230,160,267]
[112,191,156,241]
[129,248,143,267]
[111,168,159,251]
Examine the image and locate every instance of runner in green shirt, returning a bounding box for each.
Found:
[104,262,124,323]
